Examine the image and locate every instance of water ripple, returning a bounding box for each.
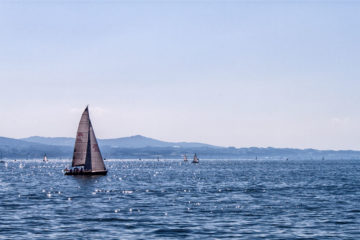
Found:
[0,159,360,239]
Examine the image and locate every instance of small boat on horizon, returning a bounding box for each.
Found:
[43,153,48,162]
[64,106,107,176]
[184,154,188,162]
[192,153,199,163]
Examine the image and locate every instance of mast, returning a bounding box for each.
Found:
[84,127,92,170]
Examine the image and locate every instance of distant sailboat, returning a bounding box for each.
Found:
[64,106,107,175]
[43,154,48,162]
[192,153,199,163]
[184,154,188,162]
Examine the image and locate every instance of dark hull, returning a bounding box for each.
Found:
[64,170,107,176]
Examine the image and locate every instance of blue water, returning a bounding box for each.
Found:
[0,159,359,239]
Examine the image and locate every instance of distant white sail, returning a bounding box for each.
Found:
[184,154,188,162]
[43,154,48,162]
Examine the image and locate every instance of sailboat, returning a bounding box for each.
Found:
[192,153,199,163]
[184,154,188,162]
[43,153,48,162]
[64,106,107,175]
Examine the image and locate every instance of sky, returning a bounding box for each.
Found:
[0,0,360,150]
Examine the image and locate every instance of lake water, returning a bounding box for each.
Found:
[0,159,359,239]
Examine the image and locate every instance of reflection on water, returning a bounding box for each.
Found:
[0,159,360,239]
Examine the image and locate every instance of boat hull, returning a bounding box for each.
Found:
[64,170,107,176]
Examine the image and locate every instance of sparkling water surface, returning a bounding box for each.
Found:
[0,159,360,239]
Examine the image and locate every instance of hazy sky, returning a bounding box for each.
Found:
[1,0,360,150]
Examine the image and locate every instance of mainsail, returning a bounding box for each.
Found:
[72,107,90,167]
[72,107,106,172]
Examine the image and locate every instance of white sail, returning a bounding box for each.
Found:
[72,107,90,167]
[43,154,48,162]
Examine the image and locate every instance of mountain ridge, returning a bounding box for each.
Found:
[20,135,219,149]
[0,135,359,160]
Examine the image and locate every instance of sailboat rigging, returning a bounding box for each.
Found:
[64,106,107,175]
[192,153,199,163]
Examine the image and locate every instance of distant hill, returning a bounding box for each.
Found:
[21,135,218,149]
[1,135,360,160]
[21,136,75,146]
[0,137,71,159]
[99,135,218,149]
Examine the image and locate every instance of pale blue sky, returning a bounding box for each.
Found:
[1,0,360,149]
